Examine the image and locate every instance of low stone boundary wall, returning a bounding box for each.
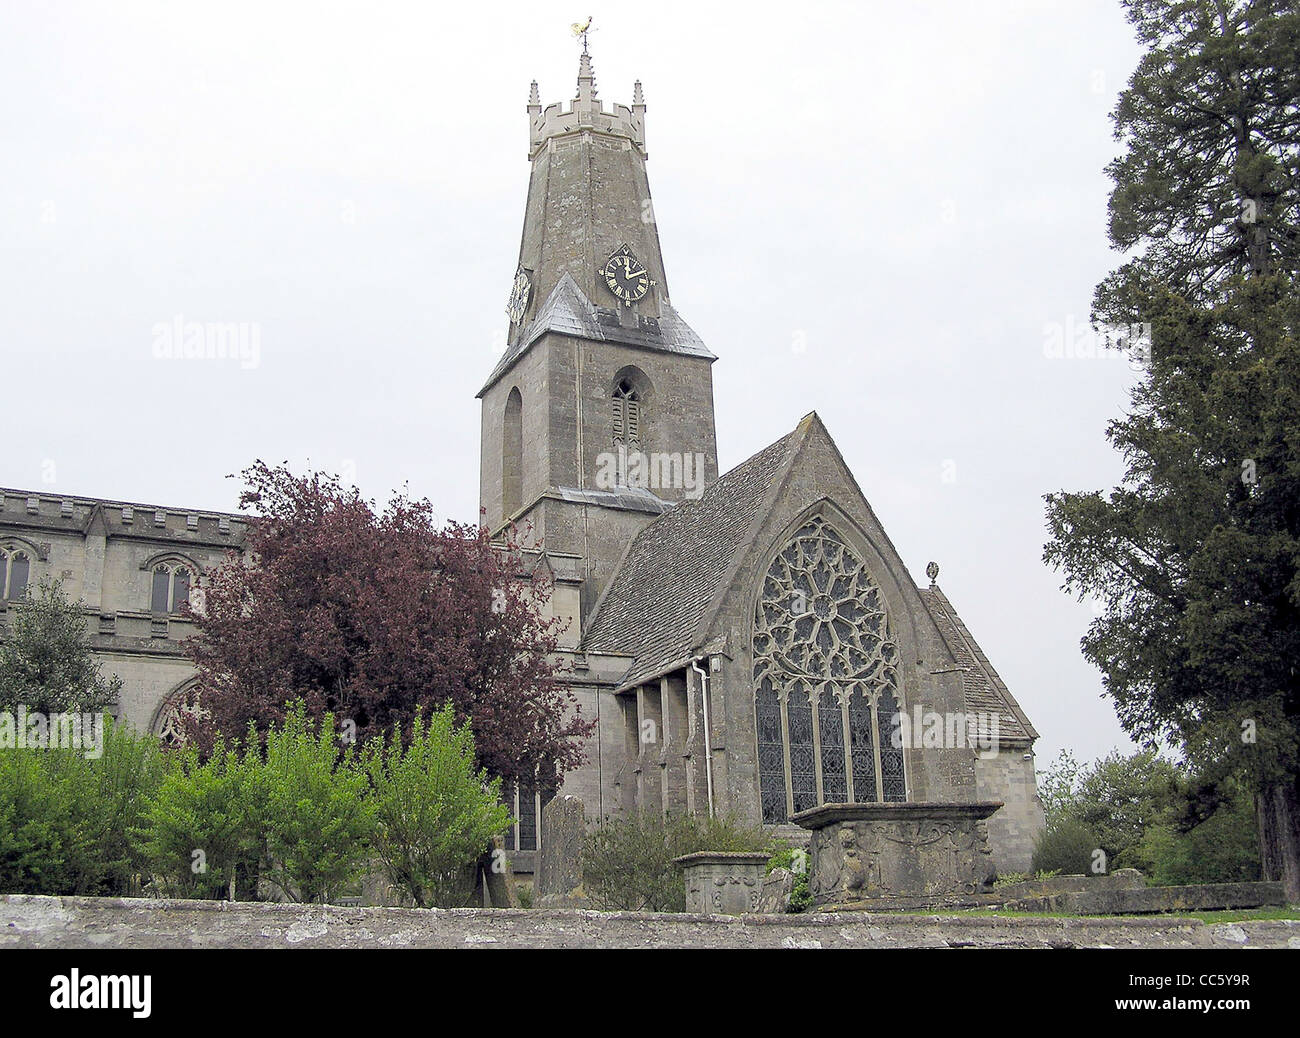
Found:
[2,895,1297,949]
[1005,881,1286,916]
[994,870,1146,900]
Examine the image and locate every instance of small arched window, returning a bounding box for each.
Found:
[1,549,30,600]
[151,563,193,614]
[503,386,523,519]
[612,378,641,447]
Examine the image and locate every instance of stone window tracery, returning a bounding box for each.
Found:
[752,515,906,823]
[153,685,206,748]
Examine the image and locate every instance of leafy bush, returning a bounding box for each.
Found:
[0,740,76,894]
[0,719,164,895]
[584,811,771,913]
[141,703,374,903]
[138,737,261,899]
[362,705,512,908]
[1137,779,1261,886]
[256,704,375,903]
[1036,748,1263,884]
[1032,816,1102,876]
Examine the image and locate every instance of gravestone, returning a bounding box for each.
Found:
[758,866,795,913]
[474,834,519,908]
[675,852,771,914]
[536,795,588,907]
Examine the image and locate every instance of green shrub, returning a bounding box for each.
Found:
[138,737,261,899]
[0,719,164,895]
[1137,790,1261,886]
[256,704,375,903]
[0,741,75,894]
[141,703,375,903]
[0,579,122,713]
[362,705,511,908]
[1032,816,1102,876]
[584,810,771,913]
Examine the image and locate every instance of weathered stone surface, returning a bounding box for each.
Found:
[674,852,770,914]
[994,869,1145,900]
[759,867,795,914]
[477,836,520,908]
[5,895,1297,949]
[794,801,1002,906]
[1005,881,1287,916]
[536,795,587,907]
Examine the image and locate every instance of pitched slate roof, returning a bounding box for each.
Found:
[920,585,1038,742]
[478,273,716,397]
[581,429,798,687]
[582,417,1038,746]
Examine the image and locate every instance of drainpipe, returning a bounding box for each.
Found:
[690,657,715,818]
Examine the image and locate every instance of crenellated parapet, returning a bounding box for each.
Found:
[527,53,647,159]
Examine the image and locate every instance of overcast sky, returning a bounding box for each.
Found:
[2,0,1151,769]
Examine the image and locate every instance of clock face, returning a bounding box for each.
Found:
[506,268,531,324]
[601,246,652,306]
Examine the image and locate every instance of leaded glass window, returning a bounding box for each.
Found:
[505,766,557,852]
[817,686,848,803]
[153,686,207,748]
[755,676,785,823]
[752,515,906,822]
[150,562,196,614]
[848,686,878,802]
[151,567,171,613]
[786,680,817,815]
[877,685,907,802]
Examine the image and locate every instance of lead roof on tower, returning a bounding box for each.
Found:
[477,273,715,397]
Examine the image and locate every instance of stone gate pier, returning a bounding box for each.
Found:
[793,802,1003,908]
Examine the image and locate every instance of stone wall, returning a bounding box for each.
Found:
[974,745,1045,875]
[3,895,1296,949]
[0,489,246,734]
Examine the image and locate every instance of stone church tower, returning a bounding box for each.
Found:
[478,51,718,615]
[479,53,1046,880]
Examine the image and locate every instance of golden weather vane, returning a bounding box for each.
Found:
[570,15,593,54]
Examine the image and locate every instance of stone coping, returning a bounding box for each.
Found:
[4,895,1297,949]
[791,801,1004,829]
[672,851,773,866]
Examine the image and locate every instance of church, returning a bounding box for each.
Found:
[0,47,1044,880]
[479,50,1044,875]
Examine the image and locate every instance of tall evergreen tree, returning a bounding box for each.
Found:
[1094,0,1300,330]
[1046,0,1300,900]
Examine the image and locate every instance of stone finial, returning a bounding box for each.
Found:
[926,561,939,586]
[632,79,645,107]
[527,80,540,109]
[577,50,597,105]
